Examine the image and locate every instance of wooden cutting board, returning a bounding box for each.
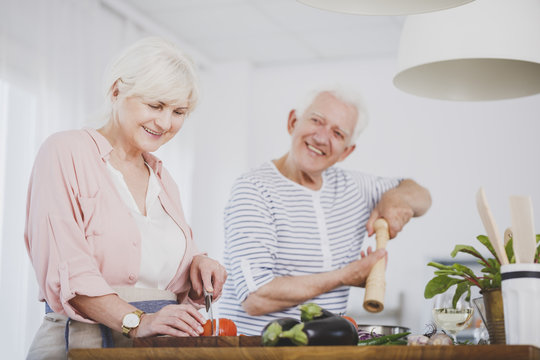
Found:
[134,335,261,348]
[69,344,540,360]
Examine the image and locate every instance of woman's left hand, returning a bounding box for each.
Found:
[189,255,227,302]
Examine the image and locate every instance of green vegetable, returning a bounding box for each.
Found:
[425,234,540,308]
[298,303,336,322]
[357,332,410,346]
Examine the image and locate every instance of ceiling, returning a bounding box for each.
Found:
[123,0,405,67]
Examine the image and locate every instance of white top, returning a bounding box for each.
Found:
[219,161,401,335]
[106,161,185,290]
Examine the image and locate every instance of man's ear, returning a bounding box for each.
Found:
[287,109,297,135]
[337,144,356,163]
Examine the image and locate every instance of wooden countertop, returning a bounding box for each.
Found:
[69,344,540,360]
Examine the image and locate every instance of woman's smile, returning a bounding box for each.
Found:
[142,126,164,137]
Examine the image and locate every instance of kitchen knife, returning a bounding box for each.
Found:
[204,289,219,336]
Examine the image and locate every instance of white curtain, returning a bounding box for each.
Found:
[0,1,165,357]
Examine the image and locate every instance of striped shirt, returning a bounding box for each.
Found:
[219,161,401,335]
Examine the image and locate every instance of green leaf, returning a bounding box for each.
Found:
[505,238,515,264]
[424,276,460,299]
[477,235,499,262]
[452,282,470,308]
[427,262,453,271]
[450,245,484,260]
[452,263,477,279]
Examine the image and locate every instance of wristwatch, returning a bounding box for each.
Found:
[122,309,145,338]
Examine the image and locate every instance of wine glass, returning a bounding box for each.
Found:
[432,287,474,342]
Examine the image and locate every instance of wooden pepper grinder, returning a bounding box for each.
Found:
[363,218,390,313]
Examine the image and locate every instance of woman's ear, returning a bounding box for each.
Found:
[110,80,120,101]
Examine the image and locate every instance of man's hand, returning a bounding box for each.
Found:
[337,247,387,287]
[366,179,431,239]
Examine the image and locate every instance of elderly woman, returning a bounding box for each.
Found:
[25,37,226,359]
[219,88,432,335]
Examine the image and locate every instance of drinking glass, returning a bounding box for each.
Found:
[432,288,474,342]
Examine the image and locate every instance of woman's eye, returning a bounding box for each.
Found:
[174,110,186,116]
[148,104,161,110]
[311,117,319,123]
[334,131,344,139]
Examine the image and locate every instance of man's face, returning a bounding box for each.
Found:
[288,91,357,175]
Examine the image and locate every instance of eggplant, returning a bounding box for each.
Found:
[261,317,301,346]
[280,316,359,346]
[299,302,336,322]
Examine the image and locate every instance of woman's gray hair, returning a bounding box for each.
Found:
[102,36,199,114]
[295,85,369,145]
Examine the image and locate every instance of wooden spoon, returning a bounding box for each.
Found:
[476,188,509,265]
[504,227,513,245]
[509,195,536,263]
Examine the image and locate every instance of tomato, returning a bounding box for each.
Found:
[341,315,358,331]
[202,318,237,336]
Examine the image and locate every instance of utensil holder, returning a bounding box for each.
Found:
[480,288,506,344]
[501,263,540,347]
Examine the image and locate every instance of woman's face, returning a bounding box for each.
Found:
[288,92,357,176]
[114,94,189,154]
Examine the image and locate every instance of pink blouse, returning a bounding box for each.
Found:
[24,128,201,323]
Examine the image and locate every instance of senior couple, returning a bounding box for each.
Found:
[25,37,431,358]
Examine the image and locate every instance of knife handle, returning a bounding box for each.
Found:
[363,218,389,313]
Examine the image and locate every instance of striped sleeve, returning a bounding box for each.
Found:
[348,171,402,211]
[223,176,277,303]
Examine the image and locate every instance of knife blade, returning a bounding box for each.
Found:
[204,289,216,336]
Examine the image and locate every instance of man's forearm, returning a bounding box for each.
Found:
[242,269,344,316]
[391,179,432,216]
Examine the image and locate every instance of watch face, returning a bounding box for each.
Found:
[123,313,140,328]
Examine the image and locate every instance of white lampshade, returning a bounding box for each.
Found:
[297,0,475,16]
[394,0,540,101]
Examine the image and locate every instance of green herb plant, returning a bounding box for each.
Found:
[424,234,540,307]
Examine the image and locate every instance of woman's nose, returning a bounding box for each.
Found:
[155,110,172,131]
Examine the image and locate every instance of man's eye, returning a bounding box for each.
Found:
[174,110,186,116]
[148,104,161,110]
[334,131,344,139]
[311,117,319,123]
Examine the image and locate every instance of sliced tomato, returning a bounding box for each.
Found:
[341,315,358,331]
[202,318,237,336]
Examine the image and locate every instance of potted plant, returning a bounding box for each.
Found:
[424,233,540,344]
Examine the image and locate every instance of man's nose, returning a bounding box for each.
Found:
[312,126,331,144]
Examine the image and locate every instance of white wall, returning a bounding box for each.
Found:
[191,57,540,332]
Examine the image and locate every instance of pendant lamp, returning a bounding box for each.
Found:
[297,0,475,16]
[393,0,540,101]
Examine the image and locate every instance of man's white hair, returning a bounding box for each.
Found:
[295,84,369,145]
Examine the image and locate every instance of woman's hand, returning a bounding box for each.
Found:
[132,303,206,338]
[188,255,227,302]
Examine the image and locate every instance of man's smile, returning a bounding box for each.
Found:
[306,143,325,156]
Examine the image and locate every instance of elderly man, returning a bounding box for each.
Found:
[219,88,431,335]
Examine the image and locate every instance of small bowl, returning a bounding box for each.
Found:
[357,324,410,336]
